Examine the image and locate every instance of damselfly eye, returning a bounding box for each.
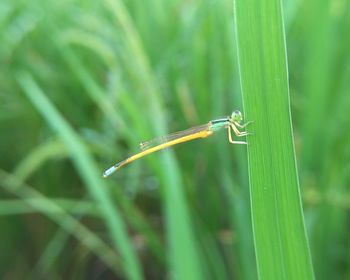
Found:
[231,110,243,123]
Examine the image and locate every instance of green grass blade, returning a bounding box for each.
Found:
[0,169,121,275]
[16,72,143,280]
[233,0,314,279]
[103,1,204,278]
[0,198,98,216]
[13,138,67,180]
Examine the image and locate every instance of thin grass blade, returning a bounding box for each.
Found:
[17,72,143,280]
[233,0,315,278]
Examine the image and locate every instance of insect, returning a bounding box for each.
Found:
[103,110,252,177]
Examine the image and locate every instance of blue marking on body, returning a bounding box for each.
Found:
[210,117,230,132]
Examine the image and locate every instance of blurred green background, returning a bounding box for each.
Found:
[0,0,349,279]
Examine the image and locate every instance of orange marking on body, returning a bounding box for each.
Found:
[116,130,213,170]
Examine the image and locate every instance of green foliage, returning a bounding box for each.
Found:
[234,0,314,278]
[0,0,349,279]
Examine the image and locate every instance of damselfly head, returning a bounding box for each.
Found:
[231,110,243,123]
